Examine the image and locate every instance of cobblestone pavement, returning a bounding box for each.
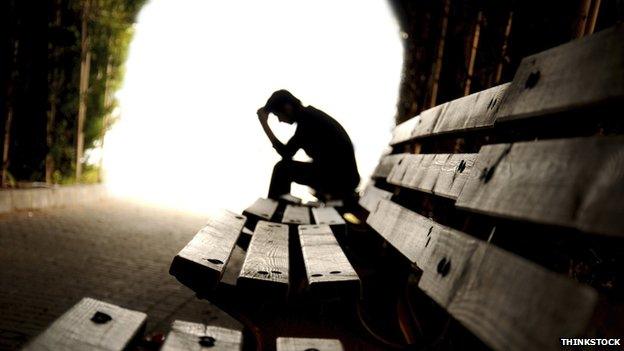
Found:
[0,198,242,350]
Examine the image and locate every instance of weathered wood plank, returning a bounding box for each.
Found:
[366,199,438,267]
[161,320,243,351]
[282,204,311,225]
[387,153,477,200]
[448,243,598,351]
[412,103,447,138]
[279,193,302,204]
[169,210,246,292]
[386,154,421,186]
[390,116,421,145]
[417,227,479,307]
[311,207,345,226]
[358,183,392,213]
[276,337,344,351]
[456,136,624,236]
[433,153,478,199]
[243,198,279,221]
[433,83,510,134]
[24,297,147,351]
[387,154,434,191]
[237,221,290,295]
[390,103,448,144]
[371,154,406,179]
[298,225,359,296]
[495,26,624,122]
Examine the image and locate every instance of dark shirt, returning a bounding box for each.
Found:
[282,106,360,189]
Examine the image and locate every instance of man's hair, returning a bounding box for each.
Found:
[264,89,302,114]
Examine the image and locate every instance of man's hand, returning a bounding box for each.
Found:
[257,107,269,124]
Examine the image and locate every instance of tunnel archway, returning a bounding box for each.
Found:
[103,0,404,212]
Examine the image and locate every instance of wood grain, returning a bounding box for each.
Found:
[276,337,344,351]
[495,26,624,122]
[24,297,147,351]
[448,243,598,351]
[366,199,438,267]
[372,154,406,179]
[456,136,624,236]
[387,153,477,200]
[161,320,243,351]
[243,198,279,221]
[417,227,479,307]
[237,221,290,295]
[298,225,359,295]
[433,153,478,199]
[169,210,246,291]
[311,207,345,226]
[358,183,393,213]
[433,83,510,134]
[282,204,311,225]
[412,103,447,138]
[390,115,421,145]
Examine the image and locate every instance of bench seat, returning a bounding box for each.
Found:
[24,297,147,351]
[171,199,359,300]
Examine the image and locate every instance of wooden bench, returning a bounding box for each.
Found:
[359,25,624,350]
[23,297,147,351]
[25,297,345,351]
[167,26,624,350]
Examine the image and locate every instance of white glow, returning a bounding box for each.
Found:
[104,0,403,214]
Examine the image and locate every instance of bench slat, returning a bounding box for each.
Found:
[243,198,279,221]
[358,183,392,213]
[387,153,477,200]
[298,224,359,295]
[391,116,421,145]
[387,153,434,191]
[24,297,147,351]
[366,199,436,266]
[456,136,624,236]
[170,210,246,291]
[412,103,447,139]
[279,194,302,204]
[237,221,290,294]
[162,320,243,351]
[417,227,479,307]
[433,153,478,199]
[282,204,311,225]
[276,337,344,351]
[495,26,624,122]
[447,243,598,351]
[367,199,599,350]
[372,154,406,179]
[433,83,510,134]
[311,207,345,226]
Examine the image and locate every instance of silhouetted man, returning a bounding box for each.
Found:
[257,90,360,202]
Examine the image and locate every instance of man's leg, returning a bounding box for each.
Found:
[267,160,318,199]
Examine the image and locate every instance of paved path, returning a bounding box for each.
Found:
[0,198,241,350]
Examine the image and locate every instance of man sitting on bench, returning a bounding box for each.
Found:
[257,89,360,204]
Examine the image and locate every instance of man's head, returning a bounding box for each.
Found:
[264,89,303,124]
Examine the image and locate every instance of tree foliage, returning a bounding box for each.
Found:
[0,0,147,186]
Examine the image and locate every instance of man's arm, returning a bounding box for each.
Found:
[257,107,296,159]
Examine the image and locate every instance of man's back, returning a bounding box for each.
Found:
[290,106,360,190]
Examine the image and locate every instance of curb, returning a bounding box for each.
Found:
[0,184,108,214]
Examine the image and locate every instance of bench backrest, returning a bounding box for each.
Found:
[362,25,624,351]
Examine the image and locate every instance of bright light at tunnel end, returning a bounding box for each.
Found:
[103,0,403,214]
